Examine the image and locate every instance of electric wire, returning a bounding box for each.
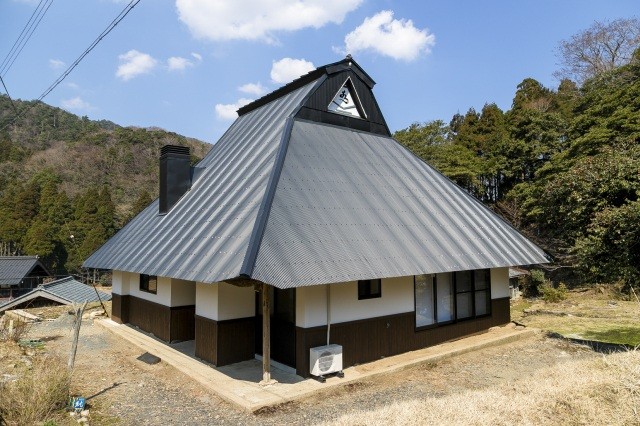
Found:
[0,0,54,77]
[0,75,19,114]
[0,0,142,132]
[0,0,47,72]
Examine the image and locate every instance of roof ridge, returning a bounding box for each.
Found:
[239,74,329,279]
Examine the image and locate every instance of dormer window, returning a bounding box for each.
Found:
[328,77,366,119]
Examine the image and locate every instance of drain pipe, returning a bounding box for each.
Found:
[326,284,331,345]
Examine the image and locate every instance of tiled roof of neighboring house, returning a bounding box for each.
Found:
[84,58,549,288]
[0,256,52,286]
[0,276,111,312]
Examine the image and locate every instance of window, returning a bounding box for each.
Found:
[140,274,157,294]
[415,275,435,327]
[415,269,491,329]
[358,279,381,300]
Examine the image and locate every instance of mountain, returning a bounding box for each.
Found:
[0,96,211,274]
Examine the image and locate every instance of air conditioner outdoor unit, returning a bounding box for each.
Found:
[310,344,343,381]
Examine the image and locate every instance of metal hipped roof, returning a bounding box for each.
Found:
[82,79,322,281]
[0,256,51,286]
[250,119,549,288]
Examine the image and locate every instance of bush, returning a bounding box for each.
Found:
[539,282,569,303]
[0,355,70,425]
[521,269,546,297]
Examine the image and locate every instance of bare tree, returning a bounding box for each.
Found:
[555,18,640,84]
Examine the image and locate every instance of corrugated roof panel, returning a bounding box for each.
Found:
[44,276,112,303]
[251,120,548,288]
[83,80,320,282]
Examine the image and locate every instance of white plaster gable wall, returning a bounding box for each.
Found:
[490,267,510,299]
[171,278,196,306]
[195,281,255,321]
[296,276,414,328]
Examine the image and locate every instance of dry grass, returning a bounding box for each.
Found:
[0,317,32,342]
[0,354,70,426]
[511,288,640,346]
[323,350,640,426]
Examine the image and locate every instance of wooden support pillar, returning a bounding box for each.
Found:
[262,282,271,383]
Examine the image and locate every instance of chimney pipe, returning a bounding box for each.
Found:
[159,145,191,214]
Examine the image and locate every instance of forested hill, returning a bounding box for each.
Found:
[0,96,211,275]
[395,48,640,287]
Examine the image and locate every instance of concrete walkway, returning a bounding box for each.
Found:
[96,319,535,412]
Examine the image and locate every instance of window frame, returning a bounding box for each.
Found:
[140,274,157,294]
[414,269,491,331]
[358,279,382,300]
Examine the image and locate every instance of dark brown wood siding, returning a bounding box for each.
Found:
[295,297,510,377]
[111,294,129,324]
[195,315,217,364]
[128,296,171,341]
[125,295,194,343]
[170,305,196,342]
[194,315,255,367]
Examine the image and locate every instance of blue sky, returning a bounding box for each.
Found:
[1,0,638,144]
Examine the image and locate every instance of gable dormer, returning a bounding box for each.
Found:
[237,56,390,136]
[296,57,390,136]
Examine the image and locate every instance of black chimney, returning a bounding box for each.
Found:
[159,145,191,214]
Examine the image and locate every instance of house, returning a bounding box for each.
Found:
[84,57,548,379]
[0,276,112,314]
[0,256,53,300]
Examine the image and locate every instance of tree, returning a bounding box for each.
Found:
[555,18,640,84]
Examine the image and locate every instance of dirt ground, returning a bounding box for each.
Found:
[13,311,602,425]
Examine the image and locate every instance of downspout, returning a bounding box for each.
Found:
[326,284,331,345]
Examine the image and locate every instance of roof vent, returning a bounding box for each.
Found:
[159,145,191,214]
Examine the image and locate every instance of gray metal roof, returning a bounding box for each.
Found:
[83,79,322,281]
[0,276,111,312]
[84,62,548,289]
[250,120,548,287]
[0,256,51,286]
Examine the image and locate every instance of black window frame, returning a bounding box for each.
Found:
[414,269,491,331]
[358,279,382,300]
[140,274,157,294]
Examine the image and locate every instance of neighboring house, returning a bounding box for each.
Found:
[0,276,112,314]
[84,57,548,378]
[0,256,53,299]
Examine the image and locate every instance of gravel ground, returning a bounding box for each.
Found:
[25,315,598,425]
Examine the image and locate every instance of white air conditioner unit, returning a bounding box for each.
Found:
[310,344,343,380]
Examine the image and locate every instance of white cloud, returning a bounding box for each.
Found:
[341,10,435,61]
[167,56,193,71]
[214,98,253,120]
[66,82,80,90]
[191,52,202,61]
[49,59,65,70]
[60,96,95,111]
[270,58,315,84]
[116,50,157,81]
[176,0,362,43]
[238,82,267,96]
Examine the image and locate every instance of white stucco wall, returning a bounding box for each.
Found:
[195,281,255,321]
[128,274,171,305]
[296,276,415,328]
[195,282,218,319]
[490,267,510,299]
[112,270,124,294]
[171,278,196,306]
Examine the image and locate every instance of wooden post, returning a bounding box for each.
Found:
[262,282,271,383]
[68,301,87,371]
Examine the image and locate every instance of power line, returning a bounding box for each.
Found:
[0,0,54,77]
[0,75,19,114]
[0,0,142,132]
